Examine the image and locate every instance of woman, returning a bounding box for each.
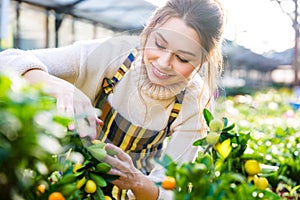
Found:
[0,0,225,199]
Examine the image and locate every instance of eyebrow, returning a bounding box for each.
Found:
[155,32,196,57]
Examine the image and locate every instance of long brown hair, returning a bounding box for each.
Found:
[140,0,226,132]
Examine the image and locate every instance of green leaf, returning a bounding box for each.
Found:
[241,153,264,161]
[95,162,111,173]
[106,149,118,156]
[262,189,282,200]
[100,173,119,182]
[192,138,205,146]
[87,145,107,161]
[290,185,300,195]
[222,123,235,132]
[60,183,77,196]
[223,117,228,128]
[53,115,73,127]
[221,172,246,183]
[203,108,213,126]
[59,173,77,184]
[162,154,174,167]
[220,132,235,142]
[90,173,107,187]
[94,186,105,200]
[199,154,213,168]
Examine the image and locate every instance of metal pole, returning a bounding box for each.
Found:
[294,0,299,86]
[54,12,63,47]
[45,9,49,48]
[93,23,97,39]
[14,1,21,48]
[72,18,75,43]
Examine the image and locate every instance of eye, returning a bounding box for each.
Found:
[155,40,166,49]
[176,55,189,63]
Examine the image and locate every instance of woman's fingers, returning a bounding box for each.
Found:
[56,95,74,117]
[96,117,103,125]
[55,91,102,140]
[104,144,143,190]
[105,143,131,162]
[74,106,98,139]
[108,168,127,178]
[104,144,131,171]
[104,148,132,185]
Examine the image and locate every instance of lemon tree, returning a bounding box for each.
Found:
[157,108,281,199]
[0,73,117,200]
[158,88,300,199]
[225,88,300,198]
[0,72,62,198]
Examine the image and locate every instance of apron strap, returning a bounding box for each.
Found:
[96,50,137,108]
[103,50,137,95]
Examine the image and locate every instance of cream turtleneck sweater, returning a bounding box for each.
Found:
[0,35,209,199]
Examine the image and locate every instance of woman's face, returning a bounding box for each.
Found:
[143,17,203,86]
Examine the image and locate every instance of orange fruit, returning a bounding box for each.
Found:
[162,176,176,190]
[48,192,65,200]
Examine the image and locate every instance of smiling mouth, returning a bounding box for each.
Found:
[151,64,171,79]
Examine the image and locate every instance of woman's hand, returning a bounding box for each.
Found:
[55,84,102,140]
[104,143,159,200]
[24,70,102,139]
[104,143,143,190]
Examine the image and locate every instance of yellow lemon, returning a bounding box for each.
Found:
[73,163,82,173]
[254,177,269,190]
[76,176,86,189]
[244,160,261,175]
[84,180,97,194]
[214,139,232,159]
[104,196,112,200]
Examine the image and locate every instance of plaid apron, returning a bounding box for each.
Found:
[95,51,184,199]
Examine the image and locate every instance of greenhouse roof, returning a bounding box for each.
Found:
[16,0,157,32]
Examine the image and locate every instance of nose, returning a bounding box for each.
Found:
[157,50,173,69]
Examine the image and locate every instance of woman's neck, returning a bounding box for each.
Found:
[133,54,187,100]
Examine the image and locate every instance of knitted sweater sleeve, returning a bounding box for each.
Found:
[0,43,82,80]
[0,36,139,101]
[0,40,102,101]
